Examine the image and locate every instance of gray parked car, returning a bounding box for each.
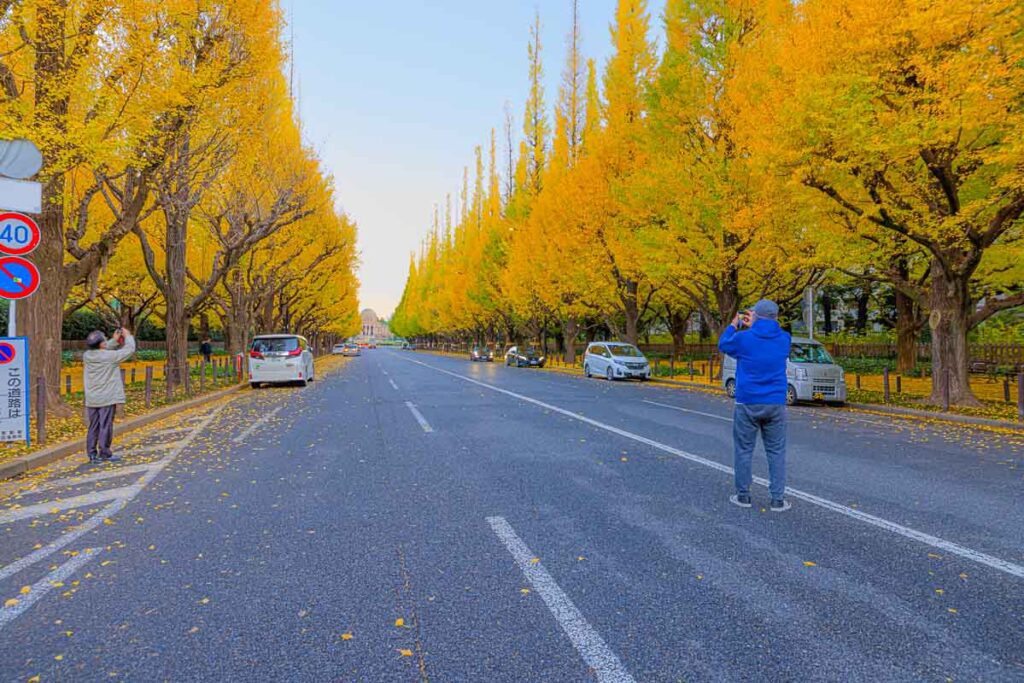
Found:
[721,337,847,406]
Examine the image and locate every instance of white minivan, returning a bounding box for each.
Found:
[248,334,315,388]
[583,342,652,381]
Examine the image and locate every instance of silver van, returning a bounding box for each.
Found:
[721,337,847,406]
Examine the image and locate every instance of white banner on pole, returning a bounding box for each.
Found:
[0,336,29,443]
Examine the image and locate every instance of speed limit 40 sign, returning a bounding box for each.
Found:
[0,212,40,256]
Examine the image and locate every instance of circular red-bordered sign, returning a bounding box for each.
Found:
[0,342,15,365]
[0,256,40,300]
[0,212,40,256]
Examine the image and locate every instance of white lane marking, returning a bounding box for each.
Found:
[231,406,282,444]
[0,500,125,584]
[487,516,636,683]
[382,369,389,376]
[403,356,1024,580]
[642,399,732,422]
[27,463,156,494]
[0,405,226,583]
[0,548,101,631]
[389,378,399,390]
[0,485,142,525]
[405,402,434,433]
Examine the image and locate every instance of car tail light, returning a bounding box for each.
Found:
[249,350,263,359]
[287,348,302,357]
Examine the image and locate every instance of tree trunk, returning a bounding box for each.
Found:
[621,281,639,345]
[821,290,833,334]
[562,318,579,363]
[855,286,870,334]
[164,214,189,388]
[894,289,920,374]
[927,261,978,406]
[24,183,73,418]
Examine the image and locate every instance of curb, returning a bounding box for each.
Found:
[0,383,247,482]
[843,402,1023,431]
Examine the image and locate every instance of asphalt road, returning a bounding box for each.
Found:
[1,350,1022,682]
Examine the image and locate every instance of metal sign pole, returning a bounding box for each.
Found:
[7,299,13,337]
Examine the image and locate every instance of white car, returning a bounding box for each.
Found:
[583,342,651,381]
[248,334,315,387]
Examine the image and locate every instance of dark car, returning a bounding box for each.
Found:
[504,345,545,368]
[470,346,493,362]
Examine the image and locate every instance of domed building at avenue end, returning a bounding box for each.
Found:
[356,308,395,344]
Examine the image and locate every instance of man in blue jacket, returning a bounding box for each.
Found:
[718,299,792,511]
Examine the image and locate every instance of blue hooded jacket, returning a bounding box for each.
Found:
[718,319,791,405]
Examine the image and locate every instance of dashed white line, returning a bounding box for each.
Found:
[389,378,399,390]
[642,399,732,422]
[402,355,1024,581]
[405,402,434,433]
[0,485,142,525]
[487,516,636,683]
[0,548,101,631]
[231,406,282,444]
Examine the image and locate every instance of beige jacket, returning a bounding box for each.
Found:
[83,334,136,408]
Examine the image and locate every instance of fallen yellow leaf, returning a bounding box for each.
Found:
[520,588,530,595]
[398,649,413,657]
[54,654,64,661]
[4,598,18,608]
[394,617,405,627]
[341,632,353,641]
[803,561,817,567]
[19,586,31,594]
[198,597,210,605]
[529,557,540,565]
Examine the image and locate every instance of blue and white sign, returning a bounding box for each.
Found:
[0,336,29,444]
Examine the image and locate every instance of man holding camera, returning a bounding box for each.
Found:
[83,327,136,465]
[717,299,792,511]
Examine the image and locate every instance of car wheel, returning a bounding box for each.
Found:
[786,385,797,406]
[725,378,736,398]
[584,363,591,378]
[250,382,260,390]
[605,367,614,381]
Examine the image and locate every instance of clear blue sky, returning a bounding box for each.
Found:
[290,1,666,318]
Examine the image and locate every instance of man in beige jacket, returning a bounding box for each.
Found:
[83,327,136,464]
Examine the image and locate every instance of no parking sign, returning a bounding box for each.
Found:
[0,336,29,443]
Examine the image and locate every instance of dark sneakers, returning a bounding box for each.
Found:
[729,493,753,508]
[770,498,792,512]
[101,454,122,463]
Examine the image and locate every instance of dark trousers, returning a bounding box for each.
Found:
[86,405,116,460]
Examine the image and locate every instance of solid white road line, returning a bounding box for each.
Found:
[389,378,399,390]
[0,548,101,631]
[231,406,282,444]
[402,356,1024,581]
[487,516,636,683]
[0,485,142,525]
[642,399,732,422]
[405,402,434,433]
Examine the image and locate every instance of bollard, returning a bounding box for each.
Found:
[688,358,694,378]
[855,374,861,390]
[709,355,716,384]
[145,366,153,409]
[941,368,950,412]
[1003,376,1010,403]
[883,367,891,402]
[36,378,47,445]
[166,367,173,401]
[184,364,191,396]
[65,375,71,396]
[201,361,207,392]
[1017,372,1023,422]
[896,375,902,394]
[130,367,137,384]
[669,356,675,378]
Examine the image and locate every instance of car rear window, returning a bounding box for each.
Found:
[252,337,299,353]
